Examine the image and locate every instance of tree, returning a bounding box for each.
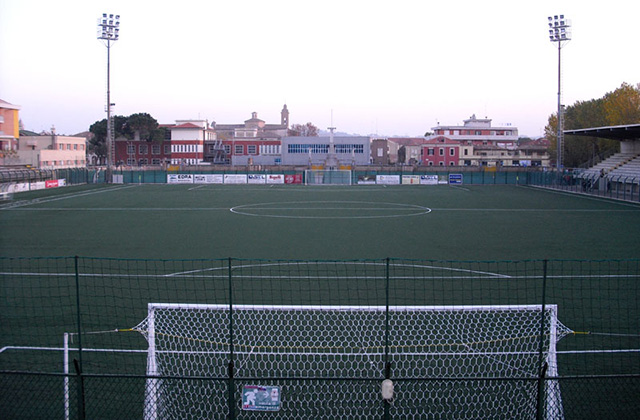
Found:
[288,122,319,137]
[89,113,165,161]
[602,82,640,125]
[88,115,128,160]
[125,113,161,141]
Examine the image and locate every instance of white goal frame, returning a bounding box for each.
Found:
[304,169,352,185]
[139,303,565,420]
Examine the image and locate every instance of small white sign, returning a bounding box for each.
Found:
[242,385,281,411]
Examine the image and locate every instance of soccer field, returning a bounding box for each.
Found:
[1,183,639,419]
[1,183,639,260]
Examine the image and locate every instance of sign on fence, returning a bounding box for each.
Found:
[242,385,281,411]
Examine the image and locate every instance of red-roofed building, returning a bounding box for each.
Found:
[169,120,215,165]
[422,136,461,166]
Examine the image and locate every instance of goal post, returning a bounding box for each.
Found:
[136,304,567,419]
[304,169,352,185]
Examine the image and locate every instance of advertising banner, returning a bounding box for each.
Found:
[31,181,46,191]
[449,174,463,185]
[376,175,400,185]
[167,174,194,184]
[45,180,59,188]
[402,175,420,185]
[224,174,247,184]
[266,174,285,184]
[357,175,376,185]
[194,174,224,184]
[420,175,438,185]
[285,174,303,184]
[248,174,267,184]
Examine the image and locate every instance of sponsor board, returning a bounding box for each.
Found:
[167,174,194,184]
[248,174,267,184]
[376,175,400,185]
[266,174,285,184]
[224,174,247,184]
[420,175,439,185]
[285,174,303,184]
[194,174,224,184]
[402,175,420,185]
[449,174,463,184]
[357,175,376,185]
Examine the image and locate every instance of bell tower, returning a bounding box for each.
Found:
[281,104,289,128]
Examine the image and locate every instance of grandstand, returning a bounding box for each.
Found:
[566,125,640,197]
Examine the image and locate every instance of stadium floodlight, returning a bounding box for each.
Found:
[548,14,571,170]
[97,13,121,181]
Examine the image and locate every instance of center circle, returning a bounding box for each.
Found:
[229,201,432,219]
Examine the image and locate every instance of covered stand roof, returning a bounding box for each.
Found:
[564,124,640,141]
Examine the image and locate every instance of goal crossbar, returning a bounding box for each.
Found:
[138,303,565,420]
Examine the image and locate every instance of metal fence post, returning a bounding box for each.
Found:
[384,258,391,420]
[536,259,549,420]
[74,256,86,420]
[227,257,236,420]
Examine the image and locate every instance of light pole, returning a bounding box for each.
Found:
[548,14,571,170]
[97,13,120,180]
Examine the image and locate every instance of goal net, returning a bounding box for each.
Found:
[304,169,352,185]
[135,304,568,419]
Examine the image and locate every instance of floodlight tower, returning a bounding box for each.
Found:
[548,14,571,170]
[97,13,120,180]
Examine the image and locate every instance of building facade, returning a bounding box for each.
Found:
[281,136,371,167]
[16,133,87,168]
[210,105,289,165]
[0,99,20,153]
[432,115,519,167]
[422,136,460,166]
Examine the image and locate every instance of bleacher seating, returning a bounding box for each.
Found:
[581,153,640,181]
[608,155,640,180]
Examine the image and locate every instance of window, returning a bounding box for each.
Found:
[152,158,161,165]
[224,145,231,154]
[67,144,71,150]
[439,148,444,156]
[139,144,148,154]
[439,161,444,166]
[164,145,171,154]
[449,161,455,166]
[139,159,148,165]
[449,148,455,156]
[377,148,383,157]
[475,131,482,135]
[127,158,135,165]
[235,145,244,154]
[74,144,78,150]
[152,145,160,155]
[464,149,468,156]
[247,145,257,155]
[127,145,136,154]
[428,148,434,156]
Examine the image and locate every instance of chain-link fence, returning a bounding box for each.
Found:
[1,258,638,419]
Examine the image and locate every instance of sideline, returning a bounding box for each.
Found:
[0,184,139,209]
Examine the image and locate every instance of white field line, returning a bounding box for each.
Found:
[1,184,139,209]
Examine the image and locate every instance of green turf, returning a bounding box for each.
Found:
[1,183,639,260]
[1,182,639,419]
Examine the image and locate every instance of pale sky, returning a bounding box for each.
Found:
[1,0,638,138]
